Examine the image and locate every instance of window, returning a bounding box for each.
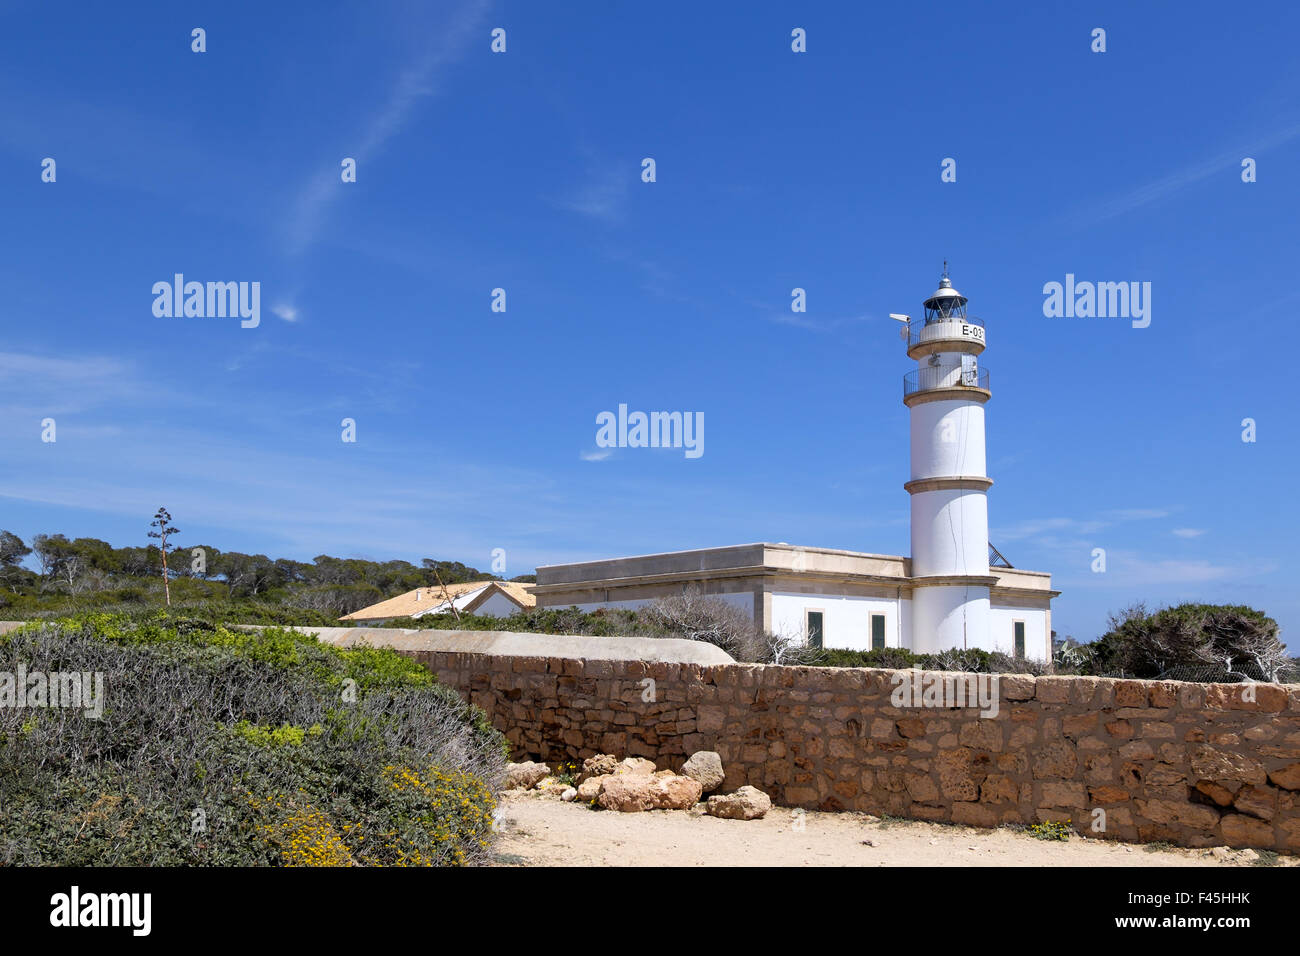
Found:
[871,614,886,650]
[1013,620,1026,659]
[806,610,824,649]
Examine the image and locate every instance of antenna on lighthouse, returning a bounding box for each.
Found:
[889,312,911,341]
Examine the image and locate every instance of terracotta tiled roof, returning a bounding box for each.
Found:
[340,580,535,621]
[464,581,537,613]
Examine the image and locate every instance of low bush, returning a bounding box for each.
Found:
[0,612,507,866]
[815,647,923,669]
[810,645,1047,674]
[20,597,350,628]
[1028,820,1072,841]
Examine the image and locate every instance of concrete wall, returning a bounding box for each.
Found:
[301,627,735,665]
[417,650,1300,852]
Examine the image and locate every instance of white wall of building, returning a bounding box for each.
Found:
[770,591,904,651]
[546,587,1048,661]
[472,590,525,618]
[989,605,1051,660]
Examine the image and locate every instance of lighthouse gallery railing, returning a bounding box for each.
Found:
[903,364,990,396]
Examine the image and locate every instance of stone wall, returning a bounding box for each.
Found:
[412,649,1300,852]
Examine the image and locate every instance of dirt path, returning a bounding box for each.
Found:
[493,793,1290,867]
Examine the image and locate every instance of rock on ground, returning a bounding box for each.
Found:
[504,761,551,791]
[534,777,575,799]
[576,775,608,802]
[707,786,773,820]
[614,757,657,776]
[577,754,618,784]
[681,751,725,794]
[597,774,703,812]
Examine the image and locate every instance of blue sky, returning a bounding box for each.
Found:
[1,1,1297,649]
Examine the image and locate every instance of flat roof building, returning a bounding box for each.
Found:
[534,542,1056,659]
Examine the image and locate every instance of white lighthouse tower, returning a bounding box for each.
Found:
[901,268,996,653]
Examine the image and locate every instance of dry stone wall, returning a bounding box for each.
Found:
[409,649,1300,852]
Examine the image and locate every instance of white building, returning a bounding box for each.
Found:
[534,272,1058,658]
[341,580,536,624]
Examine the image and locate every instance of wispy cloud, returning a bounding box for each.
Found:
[1172,528,1206,538]
[1071,119,1300,226]
[551,163,630,222]
[0,351,154,424]
[580,448,613,462]
[1101,508,1169,522]
[282,0,490,255]
[0,351,126,384]
[1066,552,1264,588]
[758,304,874,334]
[995,516,1105,542]
[995,507,1169,544]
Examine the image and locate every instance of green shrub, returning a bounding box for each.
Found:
[0,613,506,866]
[228,720,321,748]
[20,595,354,628]
[814,647,922,669]
[1028,820,1072,841]
[807,645,1046,675]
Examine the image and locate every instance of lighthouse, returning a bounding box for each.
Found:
[902,268,996,653]
[536,267,1058,660]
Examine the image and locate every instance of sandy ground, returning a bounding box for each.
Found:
[493,792,1294,867]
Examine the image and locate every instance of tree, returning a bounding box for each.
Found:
[0,531,31,592]
[1089,602,1289,681]
[430,565,462,622]
[180,545,221,580]
[215,551,279,597]
[421,558,493,586]
[69,537,116,573]
[147,507,180,606]
[759,625,825,666]
[274,558,310,586]
[216,551,254,597]
[30,534,78,592]
[640,587,766,661]
[0,531,30,568]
